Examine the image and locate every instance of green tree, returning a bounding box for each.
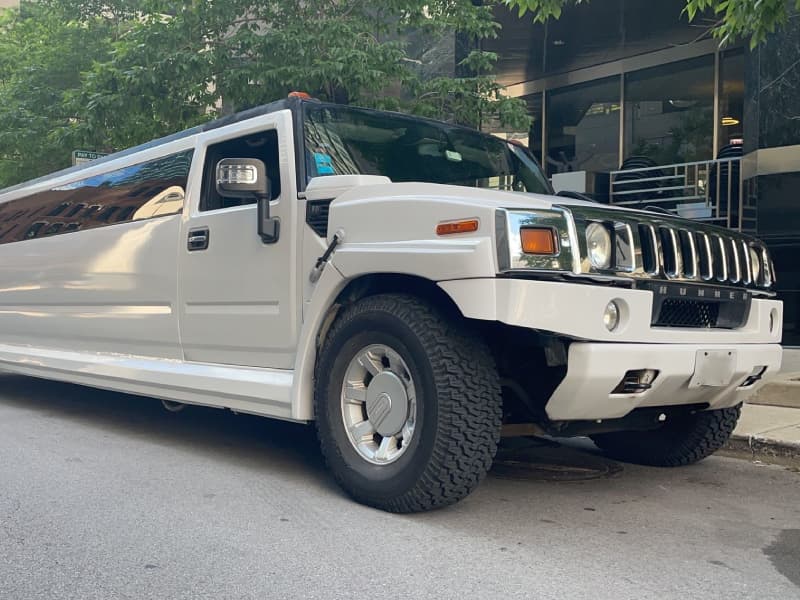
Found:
[0,3,114,185]
[408,2,530,130]
[0,0,532,187]
[503,0,800,48]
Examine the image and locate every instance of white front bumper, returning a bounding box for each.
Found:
[545,342,781,420]
[439,278,783,345]
[439,278,784,420]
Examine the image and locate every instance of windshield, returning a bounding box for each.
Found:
[303,104,551,195]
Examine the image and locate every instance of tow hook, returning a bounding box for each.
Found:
[310,229,344,283]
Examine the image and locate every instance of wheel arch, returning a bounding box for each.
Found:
[339,272,463,311]
[291,270,467,421]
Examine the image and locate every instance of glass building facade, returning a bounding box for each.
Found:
[487,2,745,175]
[486,0,800,345]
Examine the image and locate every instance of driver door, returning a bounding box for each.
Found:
[177,111,299,369]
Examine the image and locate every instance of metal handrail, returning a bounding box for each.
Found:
[608,156,751,233]
[610,157,741,175]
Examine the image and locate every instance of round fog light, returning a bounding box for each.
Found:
[603,301,620,331]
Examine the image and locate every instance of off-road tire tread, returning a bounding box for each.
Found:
[591,405,741,467]
[314,294,502,513]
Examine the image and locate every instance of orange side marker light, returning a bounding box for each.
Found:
[436,219,480,236]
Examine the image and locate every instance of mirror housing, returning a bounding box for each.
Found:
[215,158,279,244]
[258,195,280,244]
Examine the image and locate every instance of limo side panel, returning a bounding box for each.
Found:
[0,139,198,361]
[0,217,183,358]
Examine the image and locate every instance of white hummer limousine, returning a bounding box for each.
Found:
[0,95,782,512]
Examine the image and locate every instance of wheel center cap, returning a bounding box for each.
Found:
[366,371,408,437]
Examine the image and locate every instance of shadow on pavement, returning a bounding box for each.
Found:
[0,373,625,496]
[0,373,329,478]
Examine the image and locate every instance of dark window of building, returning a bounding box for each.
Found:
[47,202,71,217]
[719,49,744,153]
[546,76,621,175]
[116,206,136,221]
[540,2,624,76]
[128,185,157,198]
[487,0,711,87]
[65,203,86,217]
[24,222,46,239]
[526,92,544,164]
[0,149,193,244]
[621,0,710,59]
[99,206,120,222]
[624,55,714,165]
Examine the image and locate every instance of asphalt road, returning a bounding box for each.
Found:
[0,373,798,600]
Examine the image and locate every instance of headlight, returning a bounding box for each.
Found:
[586,222,612,269]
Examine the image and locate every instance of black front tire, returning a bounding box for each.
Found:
[314,294,502,513]
[591,405,741,467]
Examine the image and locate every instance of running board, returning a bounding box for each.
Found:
[0,343,298,421]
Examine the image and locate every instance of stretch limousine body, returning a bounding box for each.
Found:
[0,95,782,512]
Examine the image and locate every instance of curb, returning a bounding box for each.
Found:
[747,379,800,409]
[723,433,800,468]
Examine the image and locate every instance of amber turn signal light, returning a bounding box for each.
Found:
[520,227,557,254]
[436,219,479,236]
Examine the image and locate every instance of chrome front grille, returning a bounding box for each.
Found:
[565,206,775,291]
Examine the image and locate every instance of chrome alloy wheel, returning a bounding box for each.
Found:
[340,344,418,465]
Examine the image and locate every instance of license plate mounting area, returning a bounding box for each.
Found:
[689,349,737,388]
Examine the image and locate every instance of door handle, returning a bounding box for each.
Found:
[188,227,210,251]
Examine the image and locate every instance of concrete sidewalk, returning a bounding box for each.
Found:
[727,348,800,465]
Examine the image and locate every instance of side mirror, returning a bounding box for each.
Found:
[216,158,280,244]
[216,158,269,198]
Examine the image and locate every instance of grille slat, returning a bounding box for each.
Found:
[638,224,659,274]
[659,227,675,277]
[741,240,752,285]
[697,233,711,280]
[729,238,741,283]
[711,235,727,282]
[679,230,698,279]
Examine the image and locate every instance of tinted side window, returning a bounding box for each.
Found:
[200,130,281,211]
[0,149,193,244]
